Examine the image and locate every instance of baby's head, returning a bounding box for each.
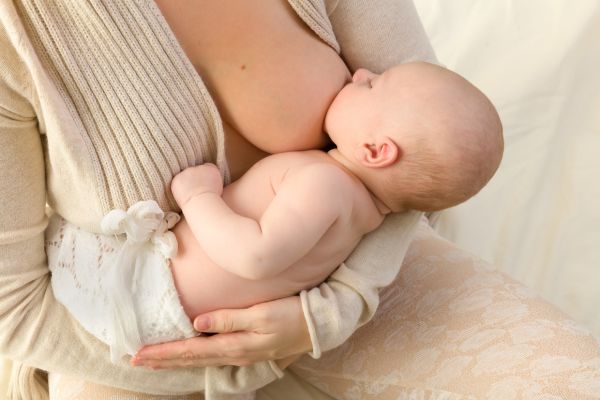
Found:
[324,61,503,212]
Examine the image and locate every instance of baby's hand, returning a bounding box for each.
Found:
[171,163,224,207]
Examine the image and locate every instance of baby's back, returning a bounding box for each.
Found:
[170,150,384,318]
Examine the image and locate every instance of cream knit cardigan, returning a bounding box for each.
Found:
[0,0,435,398]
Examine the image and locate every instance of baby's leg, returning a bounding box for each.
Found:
[169,216,336,320]
[288,221,600,399]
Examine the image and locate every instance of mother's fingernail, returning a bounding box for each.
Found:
[194,316,210,331]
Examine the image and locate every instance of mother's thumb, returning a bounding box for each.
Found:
[194,309,252,333]
[193,314,212,331]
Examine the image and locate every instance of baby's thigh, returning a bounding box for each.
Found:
[290,222,600,399]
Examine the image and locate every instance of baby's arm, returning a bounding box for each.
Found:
[171,163,348,280]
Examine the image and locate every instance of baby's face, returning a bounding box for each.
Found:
[325,62,504,213]
[324,66,405,152]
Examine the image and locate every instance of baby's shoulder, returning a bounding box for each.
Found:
[254,150,361,198]
[285,153,354,187]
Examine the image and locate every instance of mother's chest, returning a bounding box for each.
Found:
[155,0,351,155]
[23,0,228,212]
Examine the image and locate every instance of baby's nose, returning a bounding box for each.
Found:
[352,68,375,83]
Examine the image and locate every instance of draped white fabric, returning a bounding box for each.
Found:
[99,200,180,362]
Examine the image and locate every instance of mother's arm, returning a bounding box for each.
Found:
[301,211,423,357]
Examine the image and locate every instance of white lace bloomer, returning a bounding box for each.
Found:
[45,200,197,363]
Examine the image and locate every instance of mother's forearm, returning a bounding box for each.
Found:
[300,211,423,357]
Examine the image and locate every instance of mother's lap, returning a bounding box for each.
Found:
[49,221,600,399]
[290,220,600,399]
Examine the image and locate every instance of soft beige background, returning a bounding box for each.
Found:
[2,0,599,396]
[413,0,600,337]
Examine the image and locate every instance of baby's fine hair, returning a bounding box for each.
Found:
[383,63,503,212]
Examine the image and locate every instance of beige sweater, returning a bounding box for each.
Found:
[0,0,435,398]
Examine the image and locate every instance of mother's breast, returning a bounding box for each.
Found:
[157,0,350,158]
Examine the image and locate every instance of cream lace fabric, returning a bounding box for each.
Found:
[45,201,197,363]
[48,221,600,399]
[289,222,600,399]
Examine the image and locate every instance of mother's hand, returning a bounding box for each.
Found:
[131,296,311,370]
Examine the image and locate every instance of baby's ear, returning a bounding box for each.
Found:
[354,137,400,168]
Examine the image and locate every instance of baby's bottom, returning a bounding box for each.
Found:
[45,214,197,354]
[48,220,600,399]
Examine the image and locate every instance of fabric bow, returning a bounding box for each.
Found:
[100,200,181,363]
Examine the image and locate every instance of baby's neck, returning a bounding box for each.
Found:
[325,149,392,215]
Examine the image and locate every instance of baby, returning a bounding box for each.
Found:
[46,61,503,364]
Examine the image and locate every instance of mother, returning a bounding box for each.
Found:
[1,0,599,399]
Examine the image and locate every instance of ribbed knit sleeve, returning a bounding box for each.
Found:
[0,20,49,372]
[327,0,437,71]
[300,212,423,357]
[299,0,438,356]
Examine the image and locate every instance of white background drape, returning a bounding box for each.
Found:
[414,0,600,337]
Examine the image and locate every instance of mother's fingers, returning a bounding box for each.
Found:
[139,353,302,371]
[133,331,271,364]
[132,296,309,370]
[133,333,223,362]
[135,355,257,370]
[133,335,273,369]
[134,357,224,370]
